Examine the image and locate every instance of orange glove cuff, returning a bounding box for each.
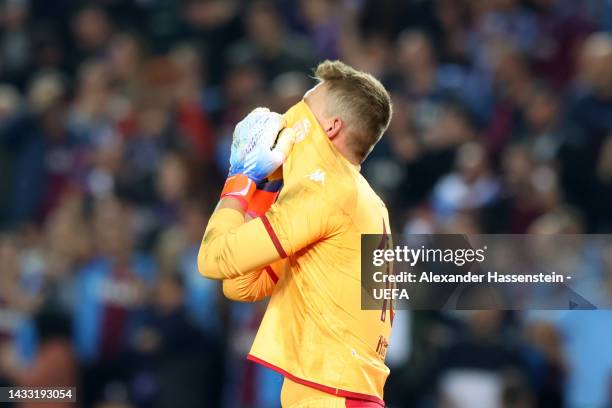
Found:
[220,174,257,210]
[247,190,280,217]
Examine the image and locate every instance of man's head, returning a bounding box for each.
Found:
[578,32,612,97]
[304,60,392,164]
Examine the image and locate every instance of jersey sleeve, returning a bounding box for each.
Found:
[261,181,344,258]
[198,208,280,280]
[222,260,285,302]
[198,182,343,280]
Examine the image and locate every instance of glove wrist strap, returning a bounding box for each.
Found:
[247,190,280,217]
[221,174,256,209]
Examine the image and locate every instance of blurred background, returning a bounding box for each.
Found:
[1,0,612,407]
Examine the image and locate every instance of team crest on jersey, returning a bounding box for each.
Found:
[305,169,326,184]
[290,119,310,143]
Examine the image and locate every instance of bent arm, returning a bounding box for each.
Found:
[198,182,337,281]
[197,200,283,280]
[222,261,283,302]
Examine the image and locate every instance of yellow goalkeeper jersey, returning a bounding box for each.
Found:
[199,100,392,405]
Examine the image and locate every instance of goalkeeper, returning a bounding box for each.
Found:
[199,60,393,407]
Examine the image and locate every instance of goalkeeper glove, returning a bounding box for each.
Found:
[221,108,294,208]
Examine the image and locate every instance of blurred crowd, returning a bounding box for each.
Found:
[1,0,612,407]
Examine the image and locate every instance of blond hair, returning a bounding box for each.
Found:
[314,60,392,162]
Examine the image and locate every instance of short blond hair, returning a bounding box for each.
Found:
[314,60,392,162]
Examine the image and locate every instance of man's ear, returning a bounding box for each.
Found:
[325,117,343,139]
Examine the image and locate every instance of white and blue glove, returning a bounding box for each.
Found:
[221,107,295,208]
[228,107,294,183]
